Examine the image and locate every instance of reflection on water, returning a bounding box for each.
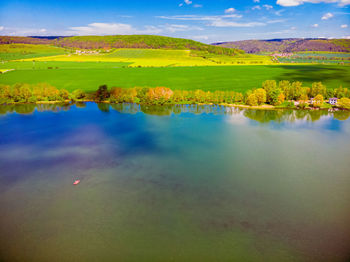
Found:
[0,103,350,262]
[1,102,350,123]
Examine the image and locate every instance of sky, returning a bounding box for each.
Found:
[0,0,349,43]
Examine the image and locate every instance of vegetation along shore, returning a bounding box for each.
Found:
[1,80,349,110]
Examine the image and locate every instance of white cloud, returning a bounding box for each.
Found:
[67,22,203,36]
[68,22,162,35]
[192,35,209,40]
[157,14,242,21]
[341,24,348,28]
[291,26,297,29]
[225,8,236,13]
[266,19,286,23]
[263,4,274,9]
[321,12,334,19]
[252,5,262,9]
[275,9,286,16]
[0,27,51,36]
[277,0,350,7]
[312,23,319,27]
[157,14,265,28]
[253,0,260,2]
[210,20,265,27]
[179,0,202,8]
[161,24,203,33]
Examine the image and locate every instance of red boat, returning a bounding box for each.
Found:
[73,180,80,185]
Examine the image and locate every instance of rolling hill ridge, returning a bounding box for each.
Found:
[0,35,244,56]
[212,38,350,53]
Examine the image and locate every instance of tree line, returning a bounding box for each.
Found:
[1,81,350,109]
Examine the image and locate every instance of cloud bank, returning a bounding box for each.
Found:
[276,0,350,6]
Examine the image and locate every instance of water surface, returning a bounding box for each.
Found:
[1,103,350,262]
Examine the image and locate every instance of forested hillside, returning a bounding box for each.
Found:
[213,38,350,53]
[0,35,244,56]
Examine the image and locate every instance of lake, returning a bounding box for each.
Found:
[0,103,350,262]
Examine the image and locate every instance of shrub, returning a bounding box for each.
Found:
[338,98,350,109]
[95,85,110,102]
[246,94,258,106]
[146,87,173,105]
[277,101,295,108]
[0,85,11,103]
[269,88,284,106]
[253,88,266,105]
[312,94,324,107]
[310,82,326,98]
[59,89,70,100]
[72,89,86,100]
[320,102,332,109]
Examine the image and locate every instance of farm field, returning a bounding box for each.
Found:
[15,48,273,67]
[276,52,350,64]
[1,62,349,92]
[0,44,68,61]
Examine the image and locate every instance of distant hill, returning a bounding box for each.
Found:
[0,35,244,56]
[212,38,350,53]
[0,36,54,45]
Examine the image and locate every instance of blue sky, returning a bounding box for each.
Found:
[0,0,349,43]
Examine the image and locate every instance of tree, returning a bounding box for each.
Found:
[311,82,326,97]
[254,88,266,105]
[59,89,70,100]
[146,87,173,105]
[269,88,284,106]
[326,89,334,99]
[313,94,324,107]
[291,81,303,100]
[0,85,11,103]
[279,80,291,100]
[95,85,110,101]
[337,98,350,109]
[277,93,285,105]
[246,94,258,106]
[262,80,277,103]
[19,84,32,102]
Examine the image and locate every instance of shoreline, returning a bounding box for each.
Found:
[0,100,348,112]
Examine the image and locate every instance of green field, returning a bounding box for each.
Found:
[1,62,349,92]
[14,48,272,67]
[0,44,68,61]
[277,52,350,64]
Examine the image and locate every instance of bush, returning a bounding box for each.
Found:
[146,87,173,105]
[276,101,296,108]
[320,102,332,109]
[59,89,70,100]
[95,85,110,102]
[72,89,86,100]
[253,88,266,105]
[312,94,324,107]
[246,94,258,106]
[338,98,350,109]
[269,88,284,106]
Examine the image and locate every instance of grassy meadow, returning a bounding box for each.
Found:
[0,44,67,61]
[1,62,349,93]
